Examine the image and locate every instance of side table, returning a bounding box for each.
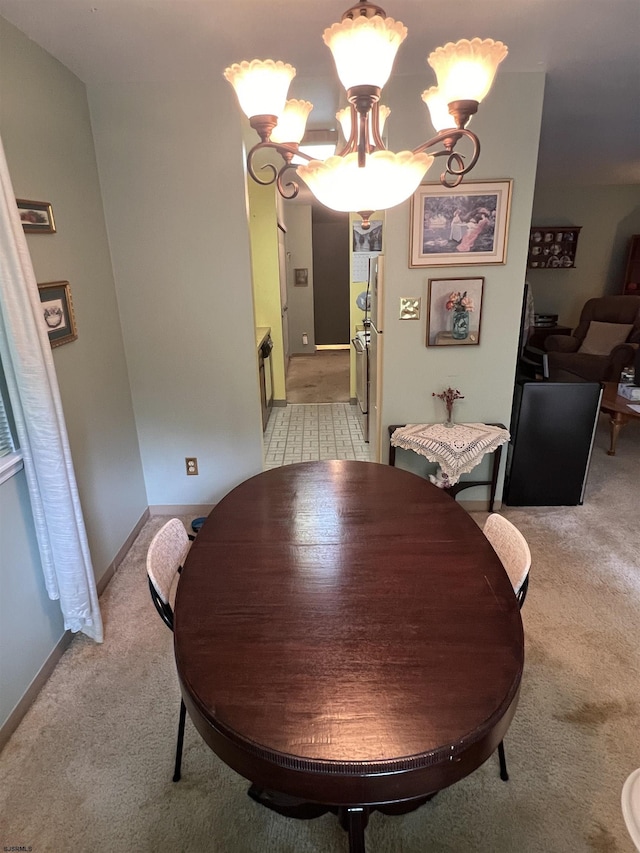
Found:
[388,422,509,512]
[527,324,571,350]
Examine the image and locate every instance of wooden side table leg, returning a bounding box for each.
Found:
[607,414,625,456]
[339,806,369,853]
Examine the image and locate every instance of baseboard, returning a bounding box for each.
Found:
[149,504,215,516]
[350,397,357,406]
[96,507,150,596]
[272,399,287,407]
[0,630,73,753]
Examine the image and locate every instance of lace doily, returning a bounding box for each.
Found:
[390,422,510,486]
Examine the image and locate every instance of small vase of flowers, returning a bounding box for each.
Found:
[433,387,464,427]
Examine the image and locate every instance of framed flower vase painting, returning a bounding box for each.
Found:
[426,277,484,347]
[38,281,78,348]
[409,180,512,267]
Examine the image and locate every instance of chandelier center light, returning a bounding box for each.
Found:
[224,0,507,228]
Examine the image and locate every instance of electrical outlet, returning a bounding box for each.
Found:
[185,457,198,476]
[302,333,308,345]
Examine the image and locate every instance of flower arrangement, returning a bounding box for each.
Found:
[446,291,474,313]
[432,387,464,426]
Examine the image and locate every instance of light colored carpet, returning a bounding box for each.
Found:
[287,351,350,404]
[0,414,639,852]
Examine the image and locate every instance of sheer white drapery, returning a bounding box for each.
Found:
[0,137,103,642]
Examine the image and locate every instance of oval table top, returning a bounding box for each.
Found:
[174,460,524,806]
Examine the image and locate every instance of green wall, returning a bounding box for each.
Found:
[529,185,640,327]
[87,79,264,506]
[380,72,546,499]
[0,16,147,732]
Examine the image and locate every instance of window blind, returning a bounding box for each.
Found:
[0,392,14,457]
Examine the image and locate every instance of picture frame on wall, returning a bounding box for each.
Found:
[527,226,582,268]
[16,199,56,233]
[426,277,484,347]
[409,180,512,267]
[38,281,78,348]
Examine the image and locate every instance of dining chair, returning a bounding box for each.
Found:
[146,518,192,782]
[483,512,532,781]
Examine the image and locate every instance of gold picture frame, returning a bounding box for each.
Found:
[426,277,484,347]
[38,281,78,348]
[409,180,512,267]
[17,199,56,233]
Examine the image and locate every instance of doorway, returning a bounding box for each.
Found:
[284,205,351,403]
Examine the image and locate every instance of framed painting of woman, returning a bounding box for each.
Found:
[409,181,512,267]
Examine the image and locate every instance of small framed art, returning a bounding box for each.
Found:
[38,281,78,348]
[17,199,56,233]
[410,181,512,267]
[426,277,484,347]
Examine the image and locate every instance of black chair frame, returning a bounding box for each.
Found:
[147,571,186,783]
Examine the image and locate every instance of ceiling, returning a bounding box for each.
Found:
[1,0,639,187]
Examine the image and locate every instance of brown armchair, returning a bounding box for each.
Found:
[545,295,640,382]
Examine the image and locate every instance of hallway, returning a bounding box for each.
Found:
[285,350,350,404]
[263,403,370,469]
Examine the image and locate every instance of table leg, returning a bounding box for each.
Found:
[607,414,627,456]
[338,806,369,853]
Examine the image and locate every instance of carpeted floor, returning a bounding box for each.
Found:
[286,350,350,404]
[0,415,639,852]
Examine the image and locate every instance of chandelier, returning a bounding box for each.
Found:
[224,0,507,229]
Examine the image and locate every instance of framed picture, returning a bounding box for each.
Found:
[38,281,77,348]
[352,219,383,253]
[527,226,581,269]
[294,268,309,286]
[409,180,512,267]
[16,199,56,233]
[426,277,484,347]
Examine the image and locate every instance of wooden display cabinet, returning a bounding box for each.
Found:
[622,234,640,295]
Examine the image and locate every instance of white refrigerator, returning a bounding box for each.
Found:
[367,255,384,462]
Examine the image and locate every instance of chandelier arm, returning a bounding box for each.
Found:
[246,140,315,187]
[337,105,359,157]
[276,162,302,200]
[357,110,368,167]
[412,128,481,178]
[370,102,385,151]
[438,152,465,188]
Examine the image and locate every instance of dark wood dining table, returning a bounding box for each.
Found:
[173,460,524,852]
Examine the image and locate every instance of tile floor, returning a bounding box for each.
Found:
[263,403,371,469]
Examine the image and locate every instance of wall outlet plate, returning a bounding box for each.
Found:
[399,298,421,320]
[185,457,198,475]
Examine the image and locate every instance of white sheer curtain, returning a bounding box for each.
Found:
[0,137,103,642]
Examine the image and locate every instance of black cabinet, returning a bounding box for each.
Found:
[503,380,602,506]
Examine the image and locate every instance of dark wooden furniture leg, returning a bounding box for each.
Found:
[339,806,369,853]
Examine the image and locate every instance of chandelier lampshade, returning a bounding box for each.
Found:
[271,100,314,144]
[420,87,458,133]
[223,59,296,120]
[298,150,433,221]
[428,39,508,105]
[225,1,508,226]
[323,13,407,91]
